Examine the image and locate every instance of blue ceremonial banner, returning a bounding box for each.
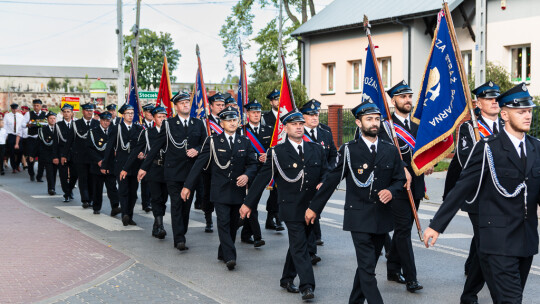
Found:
[126,60,142,124]
[411,10,468,175]
[190,69,206,119]
[237,58,248,123]
[363,46,387,118]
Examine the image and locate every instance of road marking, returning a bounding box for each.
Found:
[31,195,63,199]
[437,233,473,239]
[56,206,143,231]
[135,210,206,228]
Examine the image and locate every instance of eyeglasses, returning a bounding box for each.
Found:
[123,112,135,116]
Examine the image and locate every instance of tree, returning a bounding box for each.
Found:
[47,77,61,91]
[124,29,181,90]
[468,61,514,99]
[249,79,308,111]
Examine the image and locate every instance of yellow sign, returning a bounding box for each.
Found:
[61,96,80,112]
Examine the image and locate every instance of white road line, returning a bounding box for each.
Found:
[56,206,143,231]
[31,195,64,199]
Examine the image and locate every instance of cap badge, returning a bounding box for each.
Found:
[311,104,315,109]
[489,81,494,87]
[522,83,527,91]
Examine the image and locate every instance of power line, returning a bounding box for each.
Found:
[0,0,236,6]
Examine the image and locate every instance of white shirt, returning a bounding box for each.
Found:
[124,121,133,130]
[272,109,278,119]
[225,132,236,148]
[504,128,526,157]
[0,128,7,144]
[49,125,55,133]
[482,116,499,133]
[394,113,410,127]
[212,114,220,123]
[288,138,304,155]
[82,118,93,126]
[249,122,261,132]
[361,135,379,152]
[178,116,189,126]
[100,126,108,134]
[64,119,73,129]
[3,112,25,136]
[304,126,317,139]
[144,119,153,127]
[155,126,161,133]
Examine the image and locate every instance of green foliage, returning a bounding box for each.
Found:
[248,78,308,111]
[124,29,181,90]
[47,77,61,91]
[469,61,514,98]
[62,78,71,92]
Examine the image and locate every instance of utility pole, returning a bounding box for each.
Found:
[117,0,125,107]
[277,0,283,75]
[133,0,142,77]
[474,0,487,85]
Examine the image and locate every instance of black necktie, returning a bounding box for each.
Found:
[127,125,131,131]
[254,127,258,134]
[184,120,188,128]
[86,121,90,127]
[104,129,108,135]
[520,142,526,169]
[493,122,498,134]
[298,145,304,160]
[67,122,70,129]
[229,136,234,148]
[404,119,410,130]
[370,144,377,160]
[310,129,316,141]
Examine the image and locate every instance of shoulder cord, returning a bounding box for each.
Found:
[208,137,231,170]
[465,143,528,217]
[55,124,67,143]
[38,128,54,146]
[272,149,304,191]
[116,125,130,152]
[89,130,107,151]
[73,121,88,139]
[163,120,187,153]
[343,144,374,188]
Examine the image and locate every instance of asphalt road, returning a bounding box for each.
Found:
[2,170,539,304]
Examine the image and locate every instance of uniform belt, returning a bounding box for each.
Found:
[153,159,163,166]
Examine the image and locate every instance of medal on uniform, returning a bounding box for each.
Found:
[358,169,363,174]
[293,163,297,168]
[237,139,241,143]
[363,163,368,169]
[220,138,224,142]
[176,121,180,125]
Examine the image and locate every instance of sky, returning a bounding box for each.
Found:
[0,0,333,84]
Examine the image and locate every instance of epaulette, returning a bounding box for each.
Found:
[482,133,498,142]
[379,138,394,146]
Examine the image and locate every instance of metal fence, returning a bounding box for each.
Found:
[320,107,540,146]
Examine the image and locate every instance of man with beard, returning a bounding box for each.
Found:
[86,112,119,215]
[241,109,328,300]
[139,93,207,250]
[57,104,78,202]
[36,111,59,195]
[64,103,100,208]
[305,99,405,304]
[182,106,257,270]
[443,81,503,304]
[102,104,143,225]
[25,99,46,182]
[424,82,540,304]
[382,80,427,293]
[261,89,284,231]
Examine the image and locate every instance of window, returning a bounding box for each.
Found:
[461,51,472,79]
[351,61,362,92]
[511,45,531,82]
[378,58,391,89]
[325,63,335,93]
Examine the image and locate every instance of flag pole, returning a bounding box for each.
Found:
[130,58,143,124]
[280,48,296,109]
[363,15,424,242]
[238,39,248,134]
[196,44,212,136]
[443,1,480,141]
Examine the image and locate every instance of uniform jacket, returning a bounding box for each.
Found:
[35,125,58,163]
[126,126,166,183]
[430,130,540,257]
[246,123,273,170]
[304,125,338,168]
[262,111,277,128]
[184,132,258,205]
[141,116,207,182]
[55,120,73,161]
[86,127,113,175]
[310,138,405,233]
[64,118,100,164]
[102,122,143,176]
[245,138,328,222]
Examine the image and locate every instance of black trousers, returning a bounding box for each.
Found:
[43,162,57,191]
[215,202,241,262]
[118,175,139,218]
[201,170,214,220]
[266,187,278,213]
[387,198,420,282]
[166,181,193,245]
[150,181,168,217]
[27,138,44,179]
[0,144,6,173]
[75,163,93,203]
[349,232,386,304]
[461,213,488,303]
[58,161,78,197]
[6,134,21,170]
[140,178,151,209]
[281,221,315,292]
[193,175,204,207]
[240,188,263,241]
[480,253,533,304]
[92,173,119,211]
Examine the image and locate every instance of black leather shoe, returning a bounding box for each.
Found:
[152,223,159,238]
[144,206,152,213]
[176,242,188,251]
[82,202,90,209]
[460,301,479,304]
[36,178,43,182]
[30,175,35,181]
[155,216,166,239]
[93,210,100,215]
[274,214,285,231]
[315,239,324,246]
[254,239,265,248]
[122,215,130,226]
[110,207,121,217]
[387,272,406,284]
[265,219,277,230]
[48,189,56,196]
[226,260,236,270]
[205,223,213,233]
[301,288,315,300]
[63,196,70,203]
[280,281,300,293]
[310,254,321,265]
[406,281,423,293]
[241,237,254,244]
[128,219,137,226]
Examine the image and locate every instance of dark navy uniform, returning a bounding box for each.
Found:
[139,104,155,212]
[26,100,46,181]
[244,109,328,297]
[64,103,100,207]
[102,105,143,225]
[35,114,59,195]
[428,83,540,304]
[55,105,78,202]
[86,113,119,214]
[184,106,258,267]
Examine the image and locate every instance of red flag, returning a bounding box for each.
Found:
[270,65,295,147]
[156,56,173,117]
